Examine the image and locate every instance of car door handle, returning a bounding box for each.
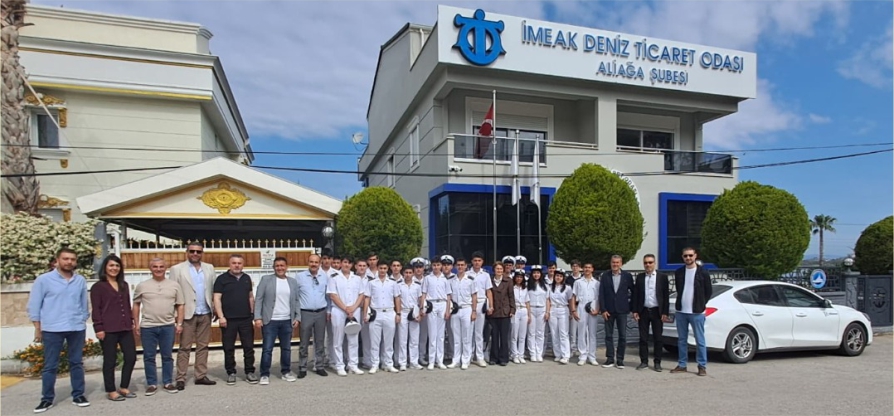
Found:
[752,311,763,317]
[795,312,807,317]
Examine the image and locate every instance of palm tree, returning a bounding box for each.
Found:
[1,0,40,215]
[810,214,837,267]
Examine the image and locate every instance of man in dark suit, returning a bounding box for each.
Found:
[671,247,713,377]
[633,254,669,372]
[598,255,634,369]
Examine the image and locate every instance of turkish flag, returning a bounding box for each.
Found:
[475,103,495,159]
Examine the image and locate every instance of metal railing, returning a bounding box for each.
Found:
[123,238,318,251]
[663,150,733,174]
[450,133,547,163]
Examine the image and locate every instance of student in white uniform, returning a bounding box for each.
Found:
[363,263,401,374]
[396,267,422,370]
[409,257,429,366]
[510,271,530,364]
[420,256,452,370]
[442,258,456,366]
[567,259,583,357]
[447,256,477,370]
[389,260,403,367]
[467,251,492,367]
[326,257,365,376]
[571,263,600,366]
[547,269,573,364]
[360,254,377,370]
[543,261,557,356]
[526,265,548,362]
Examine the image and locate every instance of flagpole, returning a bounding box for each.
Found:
[535,134,543,265]
[491,90,498,264]
[515,129,521,256]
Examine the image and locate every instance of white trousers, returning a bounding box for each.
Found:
[418,314,429,363]
[510,307,529,359]
[474,307,488,361]
[527,307,547,360]
[450,307,473,366]
[569,311,578,354]
[427,302,448,364]
[361,318,372,367]
[397,310,420,367]
[330,308,361,371]
[548,306,571,360]
[369,309,396,368]
[576,305,599,362]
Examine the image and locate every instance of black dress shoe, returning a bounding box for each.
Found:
[194,377,217,385]
[636,362,649,370]
[297,371,307,379]
[176,381,185,391]
[498,362,507,366]
[315,369,328,377]
[654,362,663,372]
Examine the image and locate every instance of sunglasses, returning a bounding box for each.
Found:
[312,276,319,286]
[682,254,695,258]
[188,250,203,254]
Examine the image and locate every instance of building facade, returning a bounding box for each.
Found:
[17,5,250,224]
[360,6,757,270]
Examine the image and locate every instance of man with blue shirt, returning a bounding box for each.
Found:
[28,248,91,413]
[170,243,218,390]
[296,254,330,378]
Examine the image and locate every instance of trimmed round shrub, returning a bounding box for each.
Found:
[335,187,423,263]
[546,163,643,269]
[701,181,810,278]
[854,216,893,275]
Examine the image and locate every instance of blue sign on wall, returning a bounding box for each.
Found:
[811,269,827,289]
[453,9,506,66]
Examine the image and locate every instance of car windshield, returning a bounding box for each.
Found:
[669,284,732,299]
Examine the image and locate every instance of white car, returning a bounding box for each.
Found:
[662,280,873,363]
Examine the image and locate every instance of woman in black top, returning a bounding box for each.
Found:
[90,255,137,401]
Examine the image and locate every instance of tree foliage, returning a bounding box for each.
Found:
[546,163,643,269]
[701,181,810,278]
[1,213,99,281]
[335,187,423,263]
[854,216,893,275]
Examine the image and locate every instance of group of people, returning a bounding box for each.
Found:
[27,244,713,414]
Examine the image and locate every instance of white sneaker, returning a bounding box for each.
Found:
[412,364,424,370]
[427,363,435,370]
[386,366,399,373]
[554,357,561,362]
[460,364,469,370]
[477,360,488,368]
[447,363,457,369]
[578,359,586,366]
[519,358,526,364]
[559,358,569,365]
[336,369,347,377]
[350,367,365,375]
[281,372,297,382]
[438,363,448,370]
[512,357,521,364]
[368,367,377,374]
[259,376,270,385]
[399,365,407,371]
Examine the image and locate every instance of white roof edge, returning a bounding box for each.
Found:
[27,4,205,34]
[76,157,342,217]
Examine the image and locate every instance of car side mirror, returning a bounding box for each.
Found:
[823,299,833,309]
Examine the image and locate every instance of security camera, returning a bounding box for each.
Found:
[448,165,463,173]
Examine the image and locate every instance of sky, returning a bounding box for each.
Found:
[34,0,893,258]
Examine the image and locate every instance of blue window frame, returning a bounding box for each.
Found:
[658,192,717,270]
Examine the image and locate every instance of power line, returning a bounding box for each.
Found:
[5,141,892,158]
[3,147,890,179]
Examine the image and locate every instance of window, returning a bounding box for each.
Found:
[386,154,394,187]
[409,125,420,168]
[779,286,824,308]
[617,128,673,151]
[31,110,60,149]
[666,200,711,258]
[734,286,785,307]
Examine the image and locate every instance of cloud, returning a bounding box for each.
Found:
[808,113,832,124]
[702,79,802,148]
[837,22,893,88]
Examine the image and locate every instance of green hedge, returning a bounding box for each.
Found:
[854,216,893,275]
[335,187,423,263]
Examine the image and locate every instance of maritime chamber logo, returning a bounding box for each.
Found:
[453,9,506,66]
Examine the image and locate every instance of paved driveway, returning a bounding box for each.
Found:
[2,336,891,415]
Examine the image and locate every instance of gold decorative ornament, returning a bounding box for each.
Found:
[60,159,68,168]
[57,108,67,127]
[197,182,251,214]
[37,194,68,208]
[62,209,72,222]
[25,93,66,107]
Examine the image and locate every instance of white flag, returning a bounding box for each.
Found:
[511,133,520,205]
[530,135,540,208]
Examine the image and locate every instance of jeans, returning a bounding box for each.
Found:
[41,330,86,402]
[261,320,293,377]
[676,312,707,368]
[603,313,628,362]
[100,331,137,393]
[141,325,175,386]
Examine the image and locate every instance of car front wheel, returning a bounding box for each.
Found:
[838,322,866,356]
[723,326,756,364]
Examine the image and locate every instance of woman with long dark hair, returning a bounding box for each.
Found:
[526,266,549,362]
[547,269,573,364]
[90,255,137,401]
[510,270,530,364]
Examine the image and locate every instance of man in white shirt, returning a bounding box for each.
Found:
[363,263,401,373]
[420,257,453,370]
[468,251,493,367]
[447,256,477,369]
[633,254,669,372]
[570,263,600,366]
[326,257,366,376]
[671,248,713,376]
